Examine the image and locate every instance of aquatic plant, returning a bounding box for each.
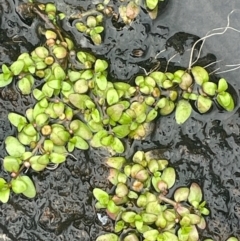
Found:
[0,1,238,241]
[94,150,210,241]
[0,0,235,201]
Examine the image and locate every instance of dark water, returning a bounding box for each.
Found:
[0,0,240,240]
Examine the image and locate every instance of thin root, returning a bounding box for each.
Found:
[46,163,59,170]
[189,9,240,69]
[203,59,224,69]
[216,64,240,74]
[154,48,167,59]
[165,52,180,72]
[209,67,221,75]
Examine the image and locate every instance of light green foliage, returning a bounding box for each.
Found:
[95,151,209,241]
[75,14,104,45]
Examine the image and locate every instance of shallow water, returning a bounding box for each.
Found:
[0,0,240,240]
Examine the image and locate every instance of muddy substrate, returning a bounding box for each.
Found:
[0,0,240,240]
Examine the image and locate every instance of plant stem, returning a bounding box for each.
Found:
[32,5,65,42]
[69,10,101,20]
[158,194,177,208]
[13,136,46,178]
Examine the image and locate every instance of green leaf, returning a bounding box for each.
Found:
[112,125,130,138]
[2,64,11,74]
[50,152,66,164]
[114,82,131,91]
[118,112,132,125]
[143,229,159,241]
[5,136,25,157]
[106,157,126,170]
[107,200,120,214]
[121,211,136,223]
[68,70,81,82]
[37,154,50,165]
[8,113,27,132]
[19,176,36,198]
[90,130,108,147]
[34,46,49,59]
[114,220,125,233]
[35,113,49,127]
[93,188,109,205]
[81,69,94,80]
[77,51,96,65]
[33,102,46,119]
[3,72,12,81]
[23,124,37,136]
[10,60,25,75]
[187,225,199,241]
[0,178,10,203]
[69,94,92,110]
[135,220,143,231]
[91,109,101,123]
[202,82,217,96]
[74,79,89,93]
[152,175,161,192]
[0,188,10,203]
[107,88,119,105]
[226,237,238,241]
[42,83,54,97]
[159,100,175,116]
[94,59,108,73]
[188,183,202,207]
[11,179,27,194]
[191,66,209,85]
[146,201,162,215]
[101,135,114,146]
[47,79,62,89]
[96,233,118,241]
[142,213,157,224]
[111,137,125,153]
[175,100,192,124]
[197,96,212,113]
[88,120,103,132]
[67,142,75,152]
[94,26,104,34]
[71,136,89,150]
[161,167,176,189]
[218,78,228,92]
[70,120,93,140]
[53,65,66,81]
[107,104,125,122]
[95,74,107,90]
[146,109,158,122]
[174,187,190,202]
[216,92,235,111]
[30,156,47,171]
[18,131,38,145]
[146,0,158,10]
[18,75,34,95]
[0,73,13,87]
[162,231,178,241]
[3,156,21,172]
[33,89,45,100]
